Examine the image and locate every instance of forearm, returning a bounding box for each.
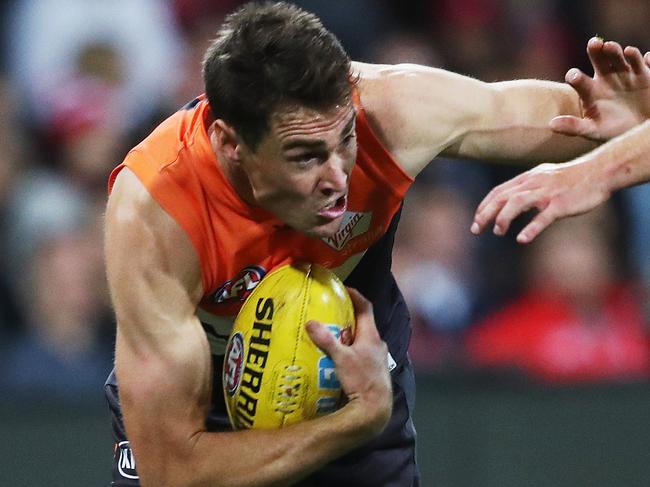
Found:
[454,80,598,163]
[119,327,385,487]
[117,319,390,487]
[183,401,376,487]
[123,361,382,487]
[578,119,650,193]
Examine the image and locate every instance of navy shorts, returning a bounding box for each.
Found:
[105,357,419,487]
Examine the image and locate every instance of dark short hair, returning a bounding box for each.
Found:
[202,2,352,151]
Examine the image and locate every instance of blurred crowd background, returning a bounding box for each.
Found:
[1,0,650,485]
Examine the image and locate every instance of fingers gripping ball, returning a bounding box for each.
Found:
[223,263,355,430]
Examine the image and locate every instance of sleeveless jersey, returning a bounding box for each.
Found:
[108,93,414,364]
[106,94,419,485]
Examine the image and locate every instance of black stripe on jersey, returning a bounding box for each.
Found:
[181,97,201,110]
[201,322,230,340]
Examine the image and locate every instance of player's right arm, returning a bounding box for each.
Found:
[105,168,392,487]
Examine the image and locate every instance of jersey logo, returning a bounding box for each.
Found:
[212,265,266,304]
[224,332,245,396]
[322,211,372,251]
[116,441,139,480]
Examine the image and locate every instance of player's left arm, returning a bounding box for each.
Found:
[354,61,596,178]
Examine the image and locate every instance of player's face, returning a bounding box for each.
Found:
[242,102,357,238]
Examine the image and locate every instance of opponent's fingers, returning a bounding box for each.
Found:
[474,186,500,216]
[586,36,612,76]
[472,190,510,234]
[474,171,529,216]
[624,46,647,75]
[602,40,630,74]
[306,320,343,357]
[550,115,599,139]
[565,68,598,106]
[645,52,650,68]
[516,207,558,244]
[492,191,539,236]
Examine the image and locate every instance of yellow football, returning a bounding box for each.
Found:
[223,263,355,430]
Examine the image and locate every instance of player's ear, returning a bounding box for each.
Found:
[213,119,243,162]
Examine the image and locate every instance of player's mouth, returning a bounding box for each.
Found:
[317,195,347,220]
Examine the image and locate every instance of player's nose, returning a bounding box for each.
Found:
[318,156,348,195]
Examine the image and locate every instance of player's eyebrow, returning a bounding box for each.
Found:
[281,109,357,153]
[281,138,326,152]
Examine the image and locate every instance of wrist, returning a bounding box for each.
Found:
[588,120,650,194]
[342,390,393,439]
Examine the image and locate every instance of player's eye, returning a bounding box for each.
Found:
[288,152,326,168]
[295,156,319,168]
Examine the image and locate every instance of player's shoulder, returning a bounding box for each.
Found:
[108,167,179,238]
[351,62,424,161]
[352,61,434,126]
[106,166,201,284]
[109,167,152,210]
[352,61,400,112]
[352,61,468,109]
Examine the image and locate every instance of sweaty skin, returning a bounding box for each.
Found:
[106,36,649,486]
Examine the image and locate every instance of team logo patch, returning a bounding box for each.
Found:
[322,211,372,250]
[116,441,139,480]
[213,265,266,304]
[224,332,245,396]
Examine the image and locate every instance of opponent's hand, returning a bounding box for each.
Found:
[306,288,392,436]
[470,161,610,244]
[550,37,650,141]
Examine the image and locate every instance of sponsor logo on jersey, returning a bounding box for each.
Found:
[212,265,266,304]
[116,441,139,480]
[224,332,245,396]
[322,211,372,250]
[234,297,274,428]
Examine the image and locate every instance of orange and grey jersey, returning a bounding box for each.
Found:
[108,93,414,365]
[106,94,419,486]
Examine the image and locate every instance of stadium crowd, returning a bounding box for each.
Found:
[1,0,649,409]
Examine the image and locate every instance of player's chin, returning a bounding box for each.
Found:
[302,215,345,239]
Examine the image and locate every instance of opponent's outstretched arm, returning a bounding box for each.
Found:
[472,119,650,243]
[105,169,392,487]
[471,39,650,243]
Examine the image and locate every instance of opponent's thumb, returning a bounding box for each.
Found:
[550,115,596,139]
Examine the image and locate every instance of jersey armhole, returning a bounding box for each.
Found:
[112,152,217,294]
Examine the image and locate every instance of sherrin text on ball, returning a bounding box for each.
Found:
[223,263,355,429]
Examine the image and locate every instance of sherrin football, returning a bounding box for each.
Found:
[223,263,355,430]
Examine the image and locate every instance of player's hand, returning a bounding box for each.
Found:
[306,288,392,436]
[550,37,650,141]
[470,161,610,243]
